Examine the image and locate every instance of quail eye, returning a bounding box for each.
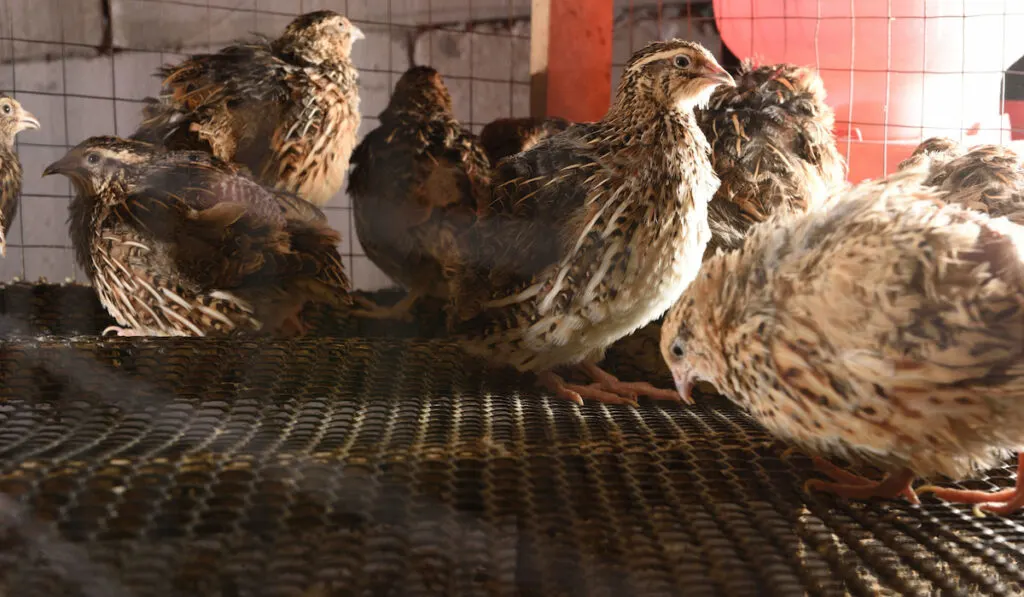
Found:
[86,154,100,165]
[1,105,10,114]
[674,55,692,69]
[670,339,685,358]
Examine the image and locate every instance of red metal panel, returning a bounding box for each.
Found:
[532,0,614,122]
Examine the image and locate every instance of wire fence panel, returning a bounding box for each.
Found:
[0,0,529,290]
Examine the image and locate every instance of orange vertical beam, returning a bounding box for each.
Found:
[530,0,614,121]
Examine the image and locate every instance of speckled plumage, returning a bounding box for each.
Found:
[132,11,362,207]
[478,116,572,165]
[697,62,847,256]
[902,137,1024,223]
[0,95,39,256]
[348,66,489,320]
[448,40,734,405]
[897,136,965,174]
[45,136,350,337]
[661,169,1024,511]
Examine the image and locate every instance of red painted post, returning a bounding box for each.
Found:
[530,0,614,122]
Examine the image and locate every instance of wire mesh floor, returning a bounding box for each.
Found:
[0,286,1023,596]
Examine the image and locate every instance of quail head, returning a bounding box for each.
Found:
[478,116,572,165]
[132,10,363,207]
[697,61,847,257]
[44,136,350,337]
[448,40,734,406]
[0,95,40,256]
[661,168,1024,513]
[347,66,490,321]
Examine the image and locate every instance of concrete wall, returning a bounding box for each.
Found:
[0,0,719,290]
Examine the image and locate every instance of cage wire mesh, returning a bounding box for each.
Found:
[0,0,533,290]
[1,1,1024,596]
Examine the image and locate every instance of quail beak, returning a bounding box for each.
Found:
[16,109,40,132]
[42,155,79,178]
[672,370,697,406]
[700,63,736,88]
[350,24,365,42]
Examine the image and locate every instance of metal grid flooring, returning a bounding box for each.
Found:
[0,284,1022,596]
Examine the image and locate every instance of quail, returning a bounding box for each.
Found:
[44,136,350,337]
[448,40,734,405]
[0,95,39,256]
[132,10,363,207]
[697,61,847,256]
[897,135,965,174]
[661,168,1024,513]
[903,138,1024,223]
[348,66,490,321]
[478,116,571,165]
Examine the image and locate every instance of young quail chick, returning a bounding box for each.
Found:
[348,66,490,321]
[448,40,734,405]
[897,136,965,175]
[44,136,350,337]
[132,10,363,207]
[478,116,571,164]
[697,62,846,256]
[920,141,1024,223]
[0,95,39,256]
[661,169,1024,513]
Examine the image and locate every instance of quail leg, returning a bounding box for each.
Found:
[916,456,1024,515]
[536,371,639,406]
[803,457,919,504]
[577,362,682,402]
[351,292,419,322]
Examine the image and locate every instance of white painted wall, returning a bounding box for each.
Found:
[0,0,719,290]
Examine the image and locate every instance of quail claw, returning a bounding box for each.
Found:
[913,457,1024,515]
[536,372,638,407]
[577,362,681,404]
[802,458,919,504]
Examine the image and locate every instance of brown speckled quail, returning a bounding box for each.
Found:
[348,66,490,321]
[697,61,847,256]
[132,10,362,207]
[44,136,350,337]
[902,137,1024,223]
[897,136,965,174]
[661,169,1024,513]
[478,116,571,165]
[447,40,735,406]
[0,95,39,256]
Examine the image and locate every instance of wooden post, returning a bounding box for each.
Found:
[530,0,614,122]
